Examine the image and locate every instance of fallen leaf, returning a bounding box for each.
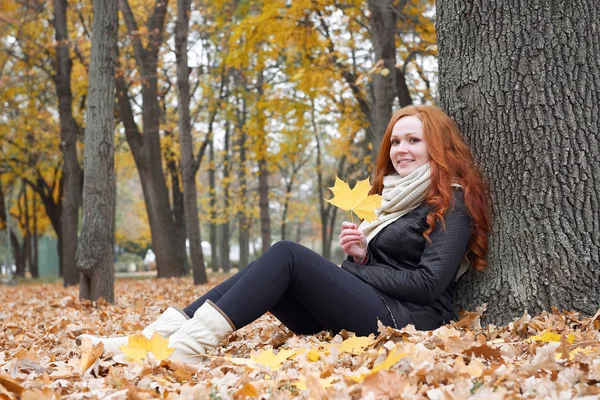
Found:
[232,383,258,399]
[119,332,174,363]
[337,335,374,355]
[307,349,321,362]
[250,349,297,370]
[79,341,104,375]
[352,345,407,382]
[293,375,335,391]
[464,344,503,361]
[0,375,25,396]
[529,331,575,344]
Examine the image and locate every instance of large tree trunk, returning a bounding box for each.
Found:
[76,0,117,302]
[117,0,186,278]
[53,0,82,287]
[176,0,207,284]
[437,0,600,324]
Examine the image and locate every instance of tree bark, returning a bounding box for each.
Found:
[437,0,600,324]
[175,0,207,284]
[116,0,186,278]
[76,0,117,302]
[367,0,399,156]
[52,0,82,287]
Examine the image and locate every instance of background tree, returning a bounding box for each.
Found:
[437,0,600,324]
[53,0,83,286]
[175,0,208,284]
[116,0,187,278]
[76,0,117,302]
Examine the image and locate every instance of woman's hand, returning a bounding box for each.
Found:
[339,221,367,263]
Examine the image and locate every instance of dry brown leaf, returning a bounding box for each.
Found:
[0,376,24,396]
[232,383,258,399]
[79,341,104,375]
[464,343,503,361]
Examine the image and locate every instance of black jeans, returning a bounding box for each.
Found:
[183,241,395,336]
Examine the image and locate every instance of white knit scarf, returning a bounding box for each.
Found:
[359,163,431,243]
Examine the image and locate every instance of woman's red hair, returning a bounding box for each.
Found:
[371,105,490,271]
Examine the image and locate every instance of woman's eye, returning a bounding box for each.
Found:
[391,139,399,145]
[410,138,420,143]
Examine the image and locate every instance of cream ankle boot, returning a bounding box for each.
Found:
[76,306,189,354]
[167,300,235,364]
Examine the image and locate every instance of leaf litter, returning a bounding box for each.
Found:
[2,278,600,399]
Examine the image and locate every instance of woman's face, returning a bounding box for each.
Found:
[389,115,431,177]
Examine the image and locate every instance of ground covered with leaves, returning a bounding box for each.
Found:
[2,278,600,399]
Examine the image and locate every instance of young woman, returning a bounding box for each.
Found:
[78,105,490,364]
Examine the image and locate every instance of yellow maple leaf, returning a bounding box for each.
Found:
[351,345,407,382]
[293,375,335,390]
[529,331,575,344]
[337,335,374,355]
[325,177,382,222]
[119,332,174,363]
[251,349,297,370]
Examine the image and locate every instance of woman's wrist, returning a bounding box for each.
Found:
[358,252,368,265]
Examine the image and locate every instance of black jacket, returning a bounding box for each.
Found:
[341,189,471,330]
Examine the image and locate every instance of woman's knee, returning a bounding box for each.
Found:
[268,240,303,255]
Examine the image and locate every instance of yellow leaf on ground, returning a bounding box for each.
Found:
[307,349,321,362]
[119,332,174,363]
[293,375,335,391]
[352,345,407,382]
[325,177,382,222]
[251,349,297,370]
[529,331,575,344]
[337,335,374,355]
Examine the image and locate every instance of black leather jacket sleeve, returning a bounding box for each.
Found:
[341,196,471,305]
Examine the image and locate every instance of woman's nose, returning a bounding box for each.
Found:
[396,141,408,153]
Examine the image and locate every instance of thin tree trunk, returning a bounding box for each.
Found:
[258,158,271,253]
[255,71,271,253]
[53,0,82,286]
[76,0,117,302]
[23,185,34,277]
[237,116,250,268]
[31,190,39,278]
[219,123,231,272]
[209,141,219,271]
[175,0,207,284]
[437,0,600,324]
